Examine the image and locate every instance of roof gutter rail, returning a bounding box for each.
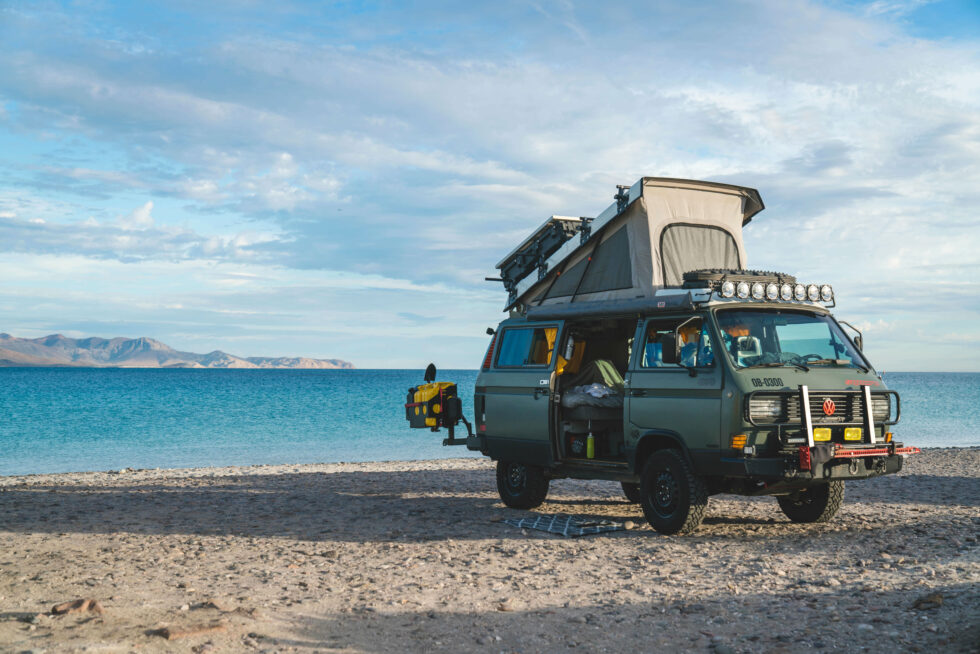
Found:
[525,292,695,321]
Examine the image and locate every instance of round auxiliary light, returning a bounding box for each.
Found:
[794,283,806,301]
[806,284,820,301]
[736,281,750,298]
[780,283,793,301]
[765,283,778,300]
[820,284,833,302]
[720,280,736,298]
[751,282,765,300]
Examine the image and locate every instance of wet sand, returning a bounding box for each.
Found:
[1,448,977,653]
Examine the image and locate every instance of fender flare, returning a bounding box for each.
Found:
[629,430,695,474]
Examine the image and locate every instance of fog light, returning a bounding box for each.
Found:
[721,280,736,297]
[743,445,756,456]
[765,283,778,300]
[780,283,793,300]
[751,282,765,299]
[844,428,862,441]
[813,428,832,442]
[731,434,747,449]
[736,281,750,298]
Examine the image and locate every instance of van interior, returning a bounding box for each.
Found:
[554,318,635,463]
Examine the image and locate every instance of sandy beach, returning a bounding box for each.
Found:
[1,448,977,653]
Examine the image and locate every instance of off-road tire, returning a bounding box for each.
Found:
[496,460,549,510]
[777,481,845,523]
[639,449,708,535]
[621,482,642,503]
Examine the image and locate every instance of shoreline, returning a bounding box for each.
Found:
[1,448,977,652]
[1,445,976,484]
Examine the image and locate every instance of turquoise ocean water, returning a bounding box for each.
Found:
[0,369,976,476]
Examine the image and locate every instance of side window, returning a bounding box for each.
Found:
[641,318,714,369]
[496,327,557,367]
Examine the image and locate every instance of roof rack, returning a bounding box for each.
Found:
[493,215,592,302]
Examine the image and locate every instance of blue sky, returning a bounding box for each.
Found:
[0,0,977,370]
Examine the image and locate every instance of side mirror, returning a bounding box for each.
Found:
[854,335,863,351]
[424,363,436,383]
[660,334,680,365]
[486,327,496,336]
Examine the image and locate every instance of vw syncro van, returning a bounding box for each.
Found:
[406,178,918,534]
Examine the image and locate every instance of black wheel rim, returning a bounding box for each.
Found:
[505,463,526,495]
[653,469,678,517]
[789,488,816,507]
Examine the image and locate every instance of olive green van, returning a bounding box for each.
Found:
[408,178,917,534]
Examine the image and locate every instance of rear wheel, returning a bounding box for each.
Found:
[639,449,708,535]
[777,481,844,523]
[496,461,549,509]
[621,482,642,503]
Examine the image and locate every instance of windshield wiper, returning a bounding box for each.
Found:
[743,361,809,372]
[808,359,870,373]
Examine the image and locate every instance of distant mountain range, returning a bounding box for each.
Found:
[0,333,354,369]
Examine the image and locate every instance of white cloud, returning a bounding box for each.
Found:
[0,0,977,367]
[120,201,154,230]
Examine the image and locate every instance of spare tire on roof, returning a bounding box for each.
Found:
[682,269,796,288]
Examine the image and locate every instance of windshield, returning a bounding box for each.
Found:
[714,309,868,371]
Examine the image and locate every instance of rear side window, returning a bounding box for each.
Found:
[496,327,557,367]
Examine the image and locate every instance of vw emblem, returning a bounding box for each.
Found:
[822,398,836,416]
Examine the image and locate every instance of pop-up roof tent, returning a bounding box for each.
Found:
[500,178,764,311]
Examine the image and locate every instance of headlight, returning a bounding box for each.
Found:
[736,281,750,298]
[780,283,793,300]
[766,283,778,300]
[751,282,765,299]
[871,396,890,421]
[721,280,735,298]
[749,396,786,421]
[806,284,819,301]
[820,285,833,302]
[794,283,806,301]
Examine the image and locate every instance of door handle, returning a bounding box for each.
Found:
[630,389,647,397]
[534,388,549,398]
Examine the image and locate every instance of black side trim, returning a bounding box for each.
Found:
[485,437,554,467]
[628,429,693,473]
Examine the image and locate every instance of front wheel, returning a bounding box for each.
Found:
[639,449,708,535]
[777,481,844,523]
[496,461,549,509]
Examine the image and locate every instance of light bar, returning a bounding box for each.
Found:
[712,278,833,305]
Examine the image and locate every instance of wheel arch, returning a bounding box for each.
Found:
[630,430,694,474]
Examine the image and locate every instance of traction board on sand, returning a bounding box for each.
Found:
[503,513,625,537]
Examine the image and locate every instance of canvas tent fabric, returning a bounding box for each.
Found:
[519,178,762,308]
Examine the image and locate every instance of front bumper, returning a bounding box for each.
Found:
[717,443,920,481]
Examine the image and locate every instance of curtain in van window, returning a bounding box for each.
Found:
[661,224,740,286]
